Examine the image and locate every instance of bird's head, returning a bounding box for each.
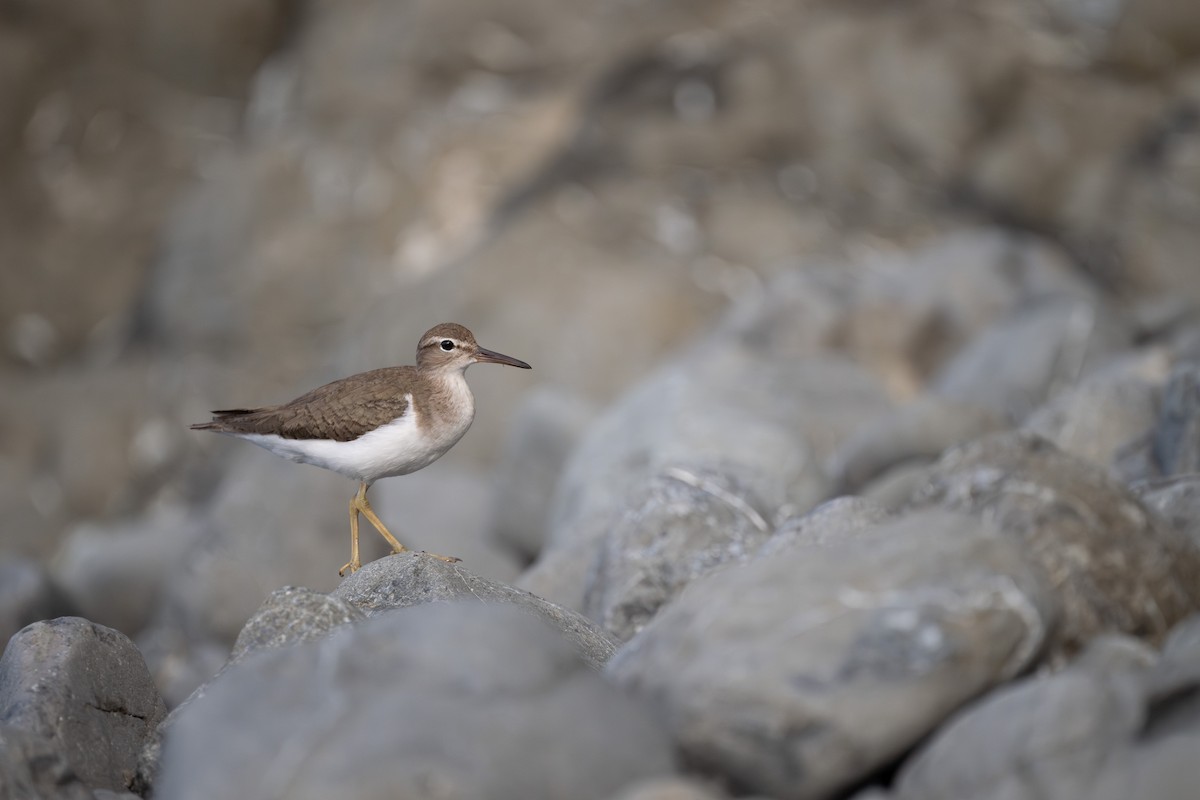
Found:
[416,323,532,372]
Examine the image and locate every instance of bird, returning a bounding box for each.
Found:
[190,323,531,576]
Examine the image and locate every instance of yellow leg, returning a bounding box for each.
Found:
[354,482,461,565]
[339,494,362,577]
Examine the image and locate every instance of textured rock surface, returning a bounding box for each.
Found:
[156,604,674,800]
[228,586,365,664]
[758,496,894,558]
[334,554,616,669]
[609,510,1056,800]
[915,431,1200,656]
[584,468,775,642]
[884,619,1200,800]
[0,724,93,800]
[0,618,167,792]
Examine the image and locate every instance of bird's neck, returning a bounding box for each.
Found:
[421,367,475,425]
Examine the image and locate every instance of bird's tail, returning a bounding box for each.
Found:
[189,408,261,432]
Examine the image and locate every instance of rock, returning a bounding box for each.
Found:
[0,724,93,800]
[228,586,365,665]
[584,468,775,642]
[605,776,732,800]
[758,495,893,558]
[888,618,1200,800]
[1023,348,1169,469]
[1135,475,1200,549]
[156,604,675,800]
[50,507,201,637]
[526,339,868,612]
[490,386,597,563]
[914,431,1200,657]
[0,558,74,647]
[828,397,1007,494]
[608,510,1057,800]
[858,460,936,512]
[1152,362,1200,476]
[333,554,616,669]
[933,298,1130,422]
[0,618,167,793]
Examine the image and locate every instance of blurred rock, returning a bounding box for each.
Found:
[608,510,1056,800]
[228,585,365,665]
[829,397,1007,494]
[584,468,774,642]
[1152,361,1200,476]
[135,620,229,710]
[1023,348,1169,469]
[333,554,615,669]
[156,604,674,800]
[859,460,937,512]
[887,619,1200,800]
[50,507,201,637]
[915,431,1200,657]
[0,724,93,800]
[0,558,74,646]
[933,298,1131,422]
[1135,475,1200,550]
[490,386,597,563]
[0,618,166,793]
[605,777,732,800]
[758,496,893,559]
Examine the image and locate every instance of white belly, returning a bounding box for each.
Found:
[233,398,473,483]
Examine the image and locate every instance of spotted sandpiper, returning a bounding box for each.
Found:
[190,323,531,576]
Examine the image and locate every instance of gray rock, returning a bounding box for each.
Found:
[1153,362,1200,476]
[527,341,868,612]
[1023,348,1169,469]
[758,496,893,558]
[859,460,936,512]
[914,431,1200,657]
[0,618,167,793]
[890,618,1200,800]
[229,586,365,665]
[828,398,1007,494]
[0,724,93,800]
[605,777,732,800]
[490,386,597,563]
[584,468,775,642]
[156,604,675,800]
[1135,475,1200,549]
[934,298,1130,422]
[608,510,1057,800]
[0,559,74,647]
[333,554,616,669]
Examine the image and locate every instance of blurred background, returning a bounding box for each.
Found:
[2,0,1200,704]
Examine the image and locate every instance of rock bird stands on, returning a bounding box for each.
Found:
[191,323,532,575]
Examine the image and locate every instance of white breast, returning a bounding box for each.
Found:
[233,388,474,483]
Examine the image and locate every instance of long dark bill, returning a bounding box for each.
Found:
[475,347,532,369]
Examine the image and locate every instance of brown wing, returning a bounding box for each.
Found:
[191,367,415,442]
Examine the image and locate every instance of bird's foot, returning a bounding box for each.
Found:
[338,560,362,577]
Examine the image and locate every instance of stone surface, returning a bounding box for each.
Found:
[0,724,93,800]
[605,777,732,800]
[156,604,675,800]
[914,431,1200,657]
[933,298,1130,422]
[228,586,365,665]
[1023,348,1169,469]
[758,496,893,558]
[333,554,616,669]
[608,510,1057,800]
[1152,362,1200,476]
[490,386,597,563]
[584,468,775,642]
[886,620,1200,800]
[0,558,74,647]
[828,398,1007,494]
[1136,475,1200,549]
[0,618,167,793]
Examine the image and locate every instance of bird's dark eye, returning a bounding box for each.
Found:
[440,340,454,351]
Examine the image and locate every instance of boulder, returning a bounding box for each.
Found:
[0,618,167,793]
[0,724,93,800]
[758,495,893,558]
[608,510,1057,800]
[914,431,1200,657]
[156,604,675,800]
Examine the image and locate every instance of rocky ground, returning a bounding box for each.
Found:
[4,0,1200,798]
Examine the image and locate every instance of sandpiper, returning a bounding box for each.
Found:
[190,323,531,576]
